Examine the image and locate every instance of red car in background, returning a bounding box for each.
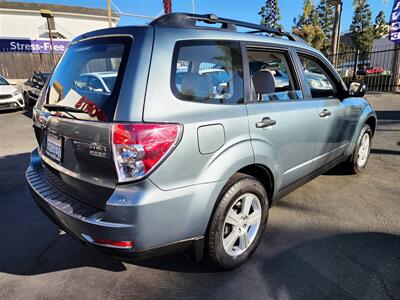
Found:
[357,65,385,75]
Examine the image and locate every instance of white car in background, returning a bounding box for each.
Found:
[74,72,117,93]
[0,75,24,111]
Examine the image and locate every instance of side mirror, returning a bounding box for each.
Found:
[9,80,17,85]
[348,81,366,97]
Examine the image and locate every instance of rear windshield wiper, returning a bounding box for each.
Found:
[43,104,85,119]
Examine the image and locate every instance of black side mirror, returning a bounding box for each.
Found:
[348,81,366,97]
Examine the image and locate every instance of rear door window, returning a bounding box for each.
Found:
[172,40,244,104]
[43,36,131,121]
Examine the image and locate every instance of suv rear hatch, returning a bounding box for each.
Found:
[33,34,133,210]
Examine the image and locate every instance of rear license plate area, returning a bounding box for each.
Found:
[45,131,63,162]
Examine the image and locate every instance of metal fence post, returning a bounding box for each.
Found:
[352,49,359,81]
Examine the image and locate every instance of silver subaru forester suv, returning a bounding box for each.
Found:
[27,13,376,269]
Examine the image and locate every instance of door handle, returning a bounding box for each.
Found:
[319,109,331,117]
[256,117,277,128]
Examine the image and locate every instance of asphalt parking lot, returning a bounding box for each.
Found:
[0,92,399,299]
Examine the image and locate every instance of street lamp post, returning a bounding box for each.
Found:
[40,9,56,65]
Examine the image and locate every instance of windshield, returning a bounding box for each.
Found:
[43,37,130,121]
[0,76,9,85]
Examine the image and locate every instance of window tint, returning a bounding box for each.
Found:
[102,76,117,91]
[45,37,130,121]
[87,76,105,92]
[0,76,9,85]
[75,75,88,90]
[247,48,303,102]
[298,55,337,98]
[172,41,244,104]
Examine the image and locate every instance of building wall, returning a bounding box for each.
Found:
[0,9,118,40]
[370,38,395,70]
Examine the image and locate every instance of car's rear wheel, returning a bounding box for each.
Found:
[345,124,372,174]
[206,173,269,269]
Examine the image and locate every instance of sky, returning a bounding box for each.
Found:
[11,0,395,33]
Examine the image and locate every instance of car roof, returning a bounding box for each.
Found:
[70,13,319,56]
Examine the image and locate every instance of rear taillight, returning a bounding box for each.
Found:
[112,123,182,182]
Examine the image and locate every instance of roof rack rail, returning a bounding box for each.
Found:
[150,13,302,42]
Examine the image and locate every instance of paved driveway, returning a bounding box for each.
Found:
[0,93,399,299]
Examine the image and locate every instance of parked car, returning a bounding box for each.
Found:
[74,72,118,94]
[23,72,50,106]
[356,65,385,76]
[27,13,376,269]
[0,74,24,111]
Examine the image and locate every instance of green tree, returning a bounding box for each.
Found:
[259,0,281,28]
[317,0,335,54]
[292,0,325,50]
[373,10,389,39]
[350,0,374,52]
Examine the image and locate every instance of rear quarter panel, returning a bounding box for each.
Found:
[143,27,255,191]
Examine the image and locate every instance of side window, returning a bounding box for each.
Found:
[172,41,244,104]
[75,75,88,90]
[247,48,303,102]
[298,54,337,98]
[87,76,105,92]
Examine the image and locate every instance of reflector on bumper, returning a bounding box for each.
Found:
[82,234,134,249]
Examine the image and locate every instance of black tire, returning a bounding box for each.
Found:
[23,91,30,103]
[344,124,372,174]
[206,173,269,270]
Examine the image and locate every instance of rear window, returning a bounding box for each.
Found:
[171,40,244,104]
[43,36,131,121]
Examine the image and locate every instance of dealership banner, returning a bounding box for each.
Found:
[390,0,400,44]
[0,38,70,53]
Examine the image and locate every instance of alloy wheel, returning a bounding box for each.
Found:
[222,193,262,256]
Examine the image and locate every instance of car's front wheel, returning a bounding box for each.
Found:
[206,173,269,269]
[345,124,372,174]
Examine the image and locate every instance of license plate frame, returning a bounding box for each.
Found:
[45,131,63,162]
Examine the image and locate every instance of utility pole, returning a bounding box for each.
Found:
[329,0,343,65]
[107,0,112,28]
[40,9,56,66]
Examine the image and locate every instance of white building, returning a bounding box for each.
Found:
[0,2,120,79]
[0,1,119,40]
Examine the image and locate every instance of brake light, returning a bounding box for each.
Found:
[112,123,182,182]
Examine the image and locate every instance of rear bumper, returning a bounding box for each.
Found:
[26,149,223,260]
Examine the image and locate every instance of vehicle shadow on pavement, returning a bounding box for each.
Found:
[0,152,127,275]
[22,106,33,119]
[1,152,400,300]
[375,110,400,121]
[256,232,400,299]
[370,148,400,155]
